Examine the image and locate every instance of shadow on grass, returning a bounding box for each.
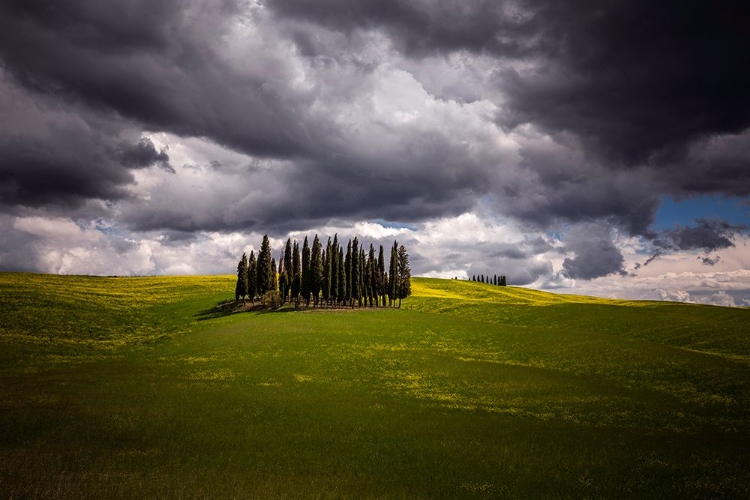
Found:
[195,302,307,321]
[196,301,365,321]
[195,301,260,321]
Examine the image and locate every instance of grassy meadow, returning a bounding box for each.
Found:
[1,273,749,498]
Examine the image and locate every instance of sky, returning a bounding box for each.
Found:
[1,0,749,306]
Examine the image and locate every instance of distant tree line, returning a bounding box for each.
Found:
[470,274,507,286]
[235,235,411,309]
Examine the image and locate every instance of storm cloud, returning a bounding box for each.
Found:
[0,0,748,298]
[648,219,744,265]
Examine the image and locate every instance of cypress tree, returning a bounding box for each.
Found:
[375,245,386,307]
[388,240,398,306]
[278,250,285,298]
[323,237,332,306]
[278,252,288,304]
[397,245,411,308]
[291,241,300,304]
[375,245,385,307]
[351,237,360,307]
[257,235,272,296]
[330,234,339,305]
[235,252,248,302]
[338,246,346,306]
[344,240,352,305]
[367,244,376,307]
[247,251,257,304]
[284,239,293,302]
[357,246,365,307]
[311,235,323,307]
[301,236,311,307]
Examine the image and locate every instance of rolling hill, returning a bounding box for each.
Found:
[1,273,749,498]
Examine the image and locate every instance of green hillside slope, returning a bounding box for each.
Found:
[1,273,749,499]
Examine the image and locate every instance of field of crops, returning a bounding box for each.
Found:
[1,273,749,498]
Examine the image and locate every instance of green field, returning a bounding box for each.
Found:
[1,273,749,499]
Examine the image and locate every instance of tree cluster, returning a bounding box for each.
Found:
[471,274,507,286]
[235,235,411,309]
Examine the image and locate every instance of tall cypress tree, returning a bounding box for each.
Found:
[247,250,257,304]
[397,245,411,308]
[357,246,367,307]
[344,240,352,305]
[301,236,311,306]
[311,235,323,307]
[284,239,293,302]
[351,237,360,307]
[257,235,272,296]
[362,249,369,307]
[377,245,386,307]
[330,234,339,305]
[367,244,376,307]
[323,237,332,306]
[291,241,300,304]
[388,240,398,306]
[338,246,346,306]
[235,252,248,302]
[278,251,288,304]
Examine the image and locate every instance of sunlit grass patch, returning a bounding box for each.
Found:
[0,272,234,347]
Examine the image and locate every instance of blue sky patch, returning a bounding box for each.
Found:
[653,195,749,230]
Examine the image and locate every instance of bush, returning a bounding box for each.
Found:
[262,291,281,310]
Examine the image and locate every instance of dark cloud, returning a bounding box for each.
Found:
[116,138,173,173]
[663,131,750,197]
[271,0,750,167]
[495,1,750,166]
[0,73,129,209]
[641,219,744,268]
[672,221,737,252]
[562,223,625,280]
[698,255,721,266]
[489,238,552,260]
[490,129,662,236]
[0,71,176,210]
[270,0,543,58]
[0,0,317,160]
[657,219,741,252]
[0,216,40,272]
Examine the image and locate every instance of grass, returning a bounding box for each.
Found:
[1,273,749,498]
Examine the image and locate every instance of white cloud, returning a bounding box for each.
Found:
[3,208,749,308]
[658,289,739,308]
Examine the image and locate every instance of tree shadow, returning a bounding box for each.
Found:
[195,302,312,321]
[195,301,363,321]
[194,302,263,321]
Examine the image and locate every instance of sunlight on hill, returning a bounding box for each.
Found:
[411,277,632,306]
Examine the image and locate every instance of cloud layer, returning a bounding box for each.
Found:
[1,0,748,303]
